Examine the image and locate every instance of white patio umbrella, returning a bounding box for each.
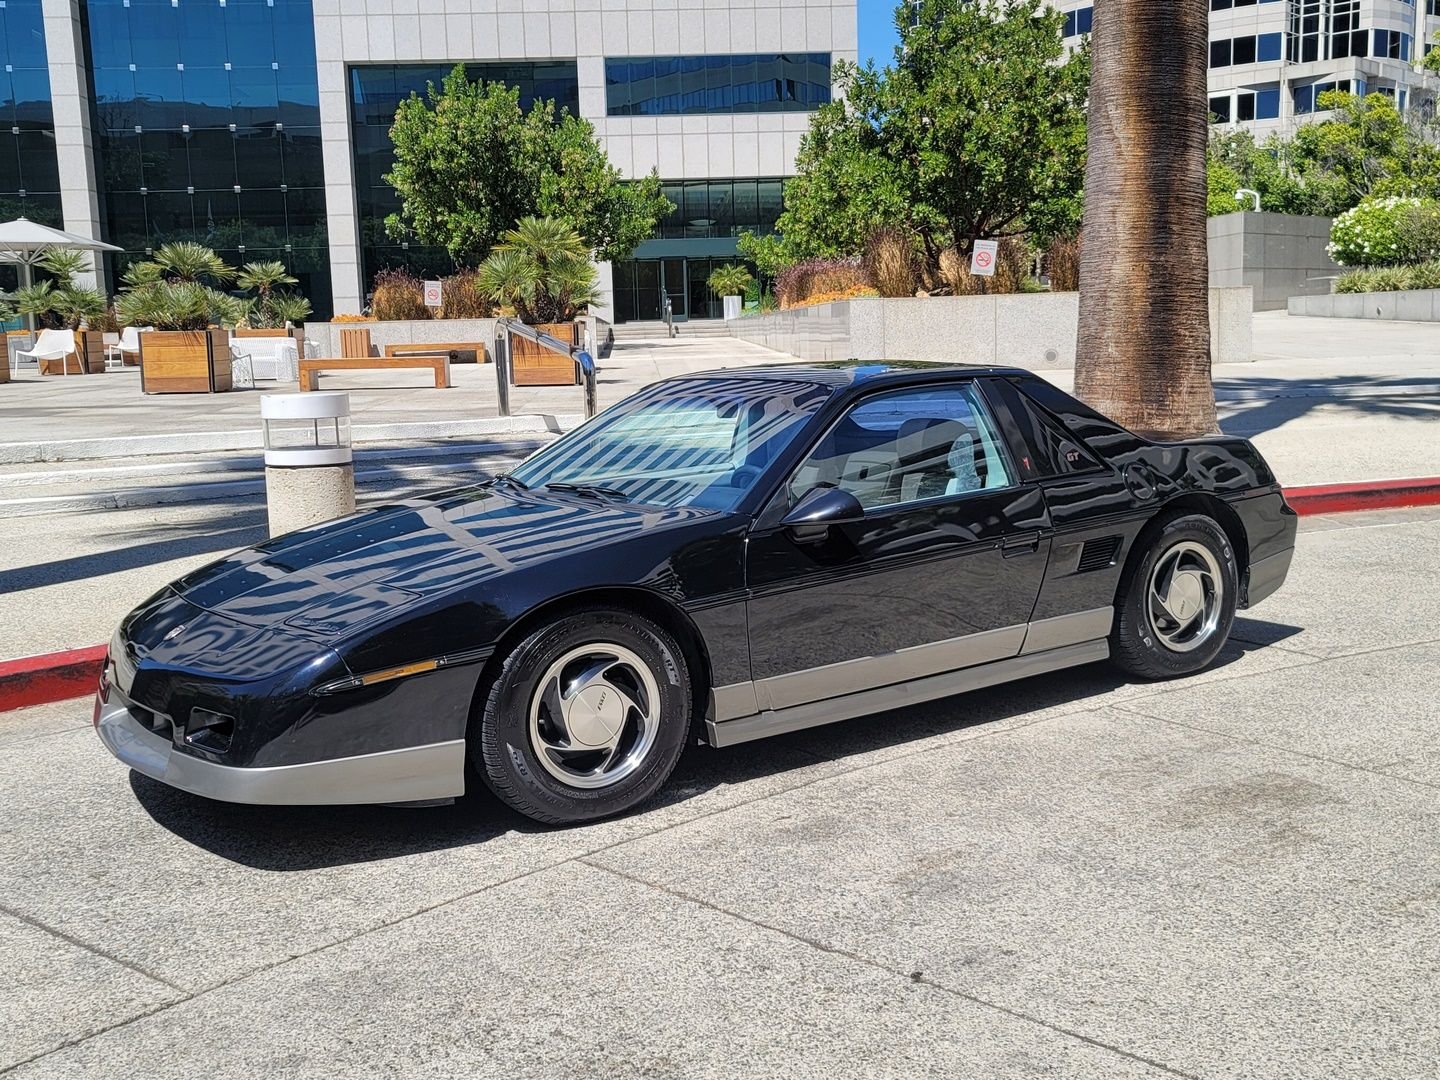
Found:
[0,217,124,332]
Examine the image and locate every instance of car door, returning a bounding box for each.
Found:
[742,381,1052,714]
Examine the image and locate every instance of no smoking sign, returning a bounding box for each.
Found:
[969,240,998,278]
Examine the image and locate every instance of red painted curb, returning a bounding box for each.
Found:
[0,645,107,713]
[4,477,1440,715]
[1286,477,1440,517]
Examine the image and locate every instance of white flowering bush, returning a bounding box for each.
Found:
[1327,196,1440,267]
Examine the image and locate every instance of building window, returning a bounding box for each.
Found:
[84,0,329,313]
[1373,30,1411,62]
[1236,92,1257,122]
[1256,88,1280,120]
[1294,79,1353,115]
[1209,95,1232,123]
[1062,6,1092,37]
[604,54,831,116]
[0,0,61,280]
[349,62,580,287]
[1257,33,1283,62]
[1210,33,1284,69]
[649,178,786,240]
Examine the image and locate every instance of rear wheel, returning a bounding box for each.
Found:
[1111,513,1237,679]
[473,608,692,824]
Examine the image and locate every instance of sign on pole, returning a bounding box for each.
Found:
[969,240,999,278]
[423,280,443,307]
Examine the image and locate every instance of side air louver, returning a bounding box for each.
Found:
[1077,536,1122,573]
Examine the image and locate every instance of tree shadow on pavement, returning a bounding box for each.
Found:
[130,621,1303,872]
[1217,375,1440,438]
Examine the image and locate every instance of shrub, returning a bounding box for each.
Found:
[1328,196,1440,267]
[862,227,916,298]
[937,239,1031,296]
[774,257,866,308]
[476,216,599,324]
[371,268,431,321]
[707,263,753,298]
[439,270,493,319]
[1334,259,1440,294]
[331,313,374,323]
[787,285,880,309]
[1046,233,1081,291]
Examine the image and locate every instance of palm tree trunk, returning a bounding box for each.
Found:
[1074,0,1218,439]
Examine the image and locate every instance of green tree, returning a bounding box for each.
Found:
[706,263,753,298]
[1205,130,1327,216]
[385,67,671,265]
[1424,31,1440,75]
[770,0,1089,282]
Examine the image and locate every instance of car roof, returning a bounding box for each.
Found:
[681,360,1033,389]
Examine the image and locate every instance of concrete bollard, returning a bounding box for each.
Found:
[261,392,355,537]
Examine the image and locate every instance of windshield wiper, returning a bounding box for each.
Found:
[544,482,629,500]
[491,472,529,491]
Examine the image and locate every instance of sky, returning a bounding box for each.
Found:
[858,0,902,71]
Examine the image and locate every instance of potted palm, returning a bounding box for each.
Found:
[477,216,599,386]
[707,263,753,322]
[116,243,244,393]
[234,260,313,357]
[14,249,109,373]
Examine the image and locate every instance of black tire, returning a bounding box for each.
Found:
[1111,513,1238,680]
[473,607,692,824]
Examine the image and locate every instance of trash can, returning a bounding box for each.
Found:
[261,391,355,537]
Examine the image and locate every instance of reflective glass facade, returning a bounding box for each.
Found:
[605,54,831,116]
[82,0,329,312]
[652,178,784,240]
[349,62,580,285]
[0,0,61,284]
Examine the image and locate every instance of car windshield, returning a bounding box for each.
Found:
[509,376,832,511]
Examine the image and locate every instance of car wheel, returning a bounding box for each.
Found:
[1111,513,1238,679]
[474,607,692,824]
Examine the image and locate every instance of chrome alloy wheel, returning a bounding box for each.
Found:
[527,642,661,789]
[1146,540,1224,653]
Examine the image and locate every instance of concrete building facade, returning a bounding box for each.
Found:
[1052,1,1440,137]
[13,0,856,320]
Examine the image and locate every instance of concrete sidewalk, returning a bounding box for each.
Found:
[3,507,1438,1079]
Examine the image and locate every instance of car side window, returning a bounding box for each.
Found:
[788,384,1014,511]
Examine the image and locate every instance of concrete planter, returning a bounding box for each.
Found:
[139,328,233,394]
[1288,289,1440,322]
[728,290,1254,368]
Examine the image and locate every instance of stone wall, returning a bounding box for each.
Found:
[1208,211,1338,311]
[728,289,1253,368]
[1287,289,1440,322]
[303,316,612,359]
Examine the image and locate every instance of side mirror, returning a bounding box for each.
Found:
[780,485,864,541]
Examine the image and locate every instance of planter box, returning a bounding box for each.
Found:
[39,350,87,376]
[512,322,579,386]
[0,336,8,384]
[76,329,107,373]
[139,329,233,394]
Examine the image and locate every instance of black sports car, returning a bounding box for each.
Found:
[95,362,1296,824]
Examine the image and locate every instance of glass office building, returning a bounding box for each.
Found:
[1052,0,1438,136]
[23,0,855,320]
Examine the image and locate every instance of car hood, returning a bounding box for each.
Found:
[170,485,722,641]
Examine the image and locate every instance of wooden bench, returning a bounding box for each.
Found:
[384,341,489,364]
[298,355,451,391]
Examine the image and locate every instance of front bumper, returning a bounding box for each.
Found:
[94,690,465,806]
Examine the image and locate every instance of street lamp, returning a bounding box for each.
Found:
[1235,188,1261,213]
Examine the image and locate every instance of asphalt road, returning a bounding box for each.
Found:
[2,507,1438,1079]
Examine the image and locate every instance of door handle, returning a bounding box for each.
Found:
[1001,532,1041,558]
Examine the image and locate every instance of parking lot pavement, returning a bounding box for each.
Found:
[2,508,1438,1079]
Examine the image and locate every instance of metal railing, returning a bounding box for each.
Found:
[493,318,598,421]
[662,295,677,338]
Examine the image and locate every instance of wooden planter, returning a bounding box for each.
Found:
[511,322,579,386]
[76,329,107,373]
[39,351,87,376]
[139,329,233,394]
[0,336,8,384]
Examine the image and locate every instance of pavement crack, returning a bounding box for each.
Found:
[581,860,1203,1080]
[0,901,188,996]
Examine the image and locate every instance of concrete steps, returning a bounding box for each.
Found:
[610,320,733,341]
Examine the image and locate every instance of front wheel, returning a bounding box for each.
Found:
[1111,514,1238,679]
[473,608,692,824]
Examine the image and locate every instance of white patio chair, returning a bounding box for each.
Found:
[117,326,147,364]
[14,329,79,376]
[102,332,125,371]
[229,333,299,383]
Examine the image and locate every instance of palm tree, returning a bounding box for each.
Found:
[236,260,297,306]
[147,241,236,287]
[1073,0,1218,439]
[477,216,600,325]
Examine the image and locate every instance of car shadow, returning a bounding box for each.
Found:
[131,620,1304,871]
